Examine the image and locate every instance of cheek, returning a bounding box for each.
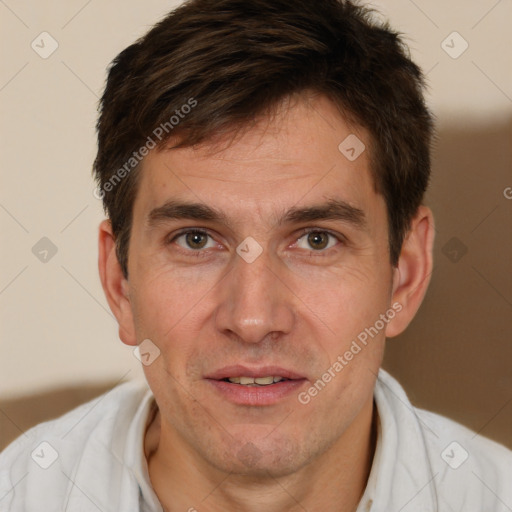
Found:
[130,261,222,332]
[287,261,390,339]
[128,264,230,384]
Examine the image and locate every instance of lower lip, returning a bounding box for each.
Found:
[206,379,307,406]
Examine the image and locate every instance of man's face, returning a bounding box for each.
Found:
[125,95,396,476]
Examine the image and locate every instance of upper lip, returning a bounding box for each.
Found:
[205,365,306,381]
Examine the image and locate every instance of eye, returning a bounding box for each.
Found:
[171,229,217,251]
[295,230,340,252]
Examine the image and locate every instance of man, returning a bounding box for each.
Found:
[1,0,511,510]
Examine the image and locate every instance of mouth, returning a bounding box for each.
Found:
[205,366,308,405]
[222,376,290,386]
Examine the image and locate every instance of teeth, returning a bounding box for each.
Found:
[227,376,285,386]
[255,376,274,385]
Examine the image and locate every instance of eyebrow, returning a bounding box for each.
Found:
[147,198,367,230]
[279,198,366,229]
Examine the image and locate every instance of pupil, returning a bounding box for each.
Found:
[308,232,328,250]
[186,232,206,249]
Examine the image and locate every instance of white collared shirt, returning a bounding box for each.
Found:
[1,370,511,511]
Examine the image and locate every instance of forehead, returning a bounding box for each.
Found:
[134,95,378,222]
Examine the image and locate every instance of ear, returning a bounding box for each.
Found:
[385,206,435,338]
[98,219,137,346]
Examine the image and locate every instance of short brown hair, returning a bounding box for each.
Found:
[93,0,434,277]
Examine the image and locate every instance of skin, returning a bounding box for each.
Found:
[99,94,434,512]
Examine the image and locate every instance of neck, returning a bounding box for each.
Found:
[145,399,377,512]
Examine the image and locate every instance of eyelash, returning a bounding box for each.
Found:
[168,228,345,255]
[168,228,215,255]
[296,228,345,254]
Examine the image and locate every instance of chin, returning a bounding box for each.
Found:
[205,434,311,479]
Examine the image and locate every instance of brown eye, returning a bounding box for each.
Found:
[295,230,339,252]
[307,232,329,250]
[172,230,214,251]
[185,232,208,249]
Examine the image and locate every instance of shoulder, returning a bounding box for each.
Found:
[374,369,512,510]
[0,379,151,511]
[417,406,512,484]
[0,379,149,461]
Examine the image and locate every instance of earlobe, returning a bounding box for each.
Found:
[385,206,435,338]
[98,220,138,346]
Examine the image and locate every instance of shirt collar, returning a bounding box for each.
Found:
[123,386,163,511]
[357,369,438,512]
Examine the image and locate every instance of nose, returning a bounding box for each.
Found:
[214,246,295,344]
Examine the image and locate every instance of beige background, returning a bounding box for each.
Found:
[1,1,511,449]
